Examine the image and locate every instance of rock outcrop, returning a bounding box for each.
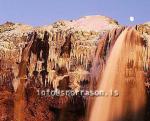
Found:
[0,15,150,121]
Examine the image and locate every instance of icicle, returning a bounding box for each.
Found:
[12,63,19,78]
[53,78,58,91]
[77,53,80,64]
[85,59,88,70]
[66,59,70,71]
[37,61,43,72]
[40,50,43,60]
[18,46,22,63]
[73,50,76,57]
[67,61,70,71]
[12,77,20,92]
[50,47,53,60]
[58,58,64,67]
[80,53,83,64]
[29,53,37,76]
[48,70,55,85]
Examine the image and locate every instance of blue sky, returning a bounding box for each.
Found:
[0,0,149,26]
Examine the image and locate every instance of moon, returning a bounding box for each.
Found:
[129,16,135,22]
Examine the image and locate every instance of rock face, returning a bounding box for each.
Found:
[0,15,150,121]
[0,15,119,121]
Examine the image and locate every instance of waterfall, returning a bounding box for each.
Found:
[14,40,33,121]
[89,28,146,121]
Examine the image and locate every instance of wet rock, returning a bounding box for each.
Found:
[1,17,150,121]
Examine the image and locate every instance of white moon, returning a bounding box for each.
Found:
[129,16,135,22]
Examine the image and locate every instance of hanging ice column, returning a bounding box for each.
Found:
[12,62,20,92]
[18,44,23,63]
[29,52,37,76]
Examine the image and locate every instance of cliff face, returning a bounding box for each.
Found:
[0,16,150,121]
[0,15,119,121]
[0,15,119,90]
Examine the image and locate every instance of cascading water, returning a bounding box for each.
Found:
[89,28,147,121]
[14,40,33,121]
